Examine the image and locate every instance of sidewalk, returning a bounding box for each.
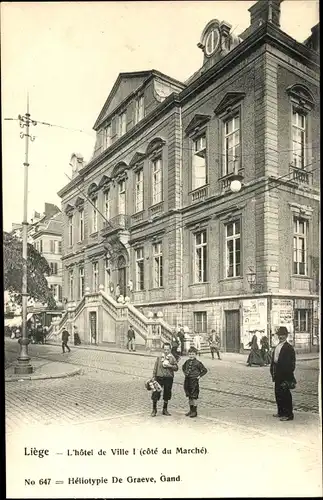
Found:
[5,354,82,382]
[46,340,319,362]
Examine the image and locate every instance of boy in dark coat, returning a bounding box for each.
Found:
[62,328,71,353]
[151,342,178,417]
[182,346,207,418]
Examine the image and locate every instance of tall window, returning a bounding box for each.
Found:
[49,262,58,275]
[153,242,163,288]
[79,266,84,299]
[54,240,60,254]
[104,123,111,149]
[118,111,127,137]
[92,197,98,233]
[223,113,241,175]
[135,95,144,124]
[68,216,73,246]
[69,269,74,300]
[104,191,111,222]
[135,169,143,213]
[79,209,84,241]
[50,240,55,253]
[118,180,126,215]
[293,218,308,275]
[92,261,99,292]
[294,309,312,332]
[194,312,207,333]
[225,220,241,278]
[152,157,162,205]
[292,110,306,169]
[192,134,207,189]
[135,247,144,291]
[104,258,110,294]
[194,230,207,283]
[58,241,62,253]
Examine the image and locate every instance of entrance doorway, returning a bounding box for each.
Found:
[225,310,240,352]
[89,311,97,344]
[117,255,127,297]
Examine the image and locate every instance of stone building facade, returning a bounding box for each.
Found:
[58,0,320,352]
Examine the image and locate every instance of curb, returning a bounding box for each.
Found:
[5,367,82,383]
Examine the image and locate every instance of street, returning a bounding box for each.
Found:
[5,342,322,498]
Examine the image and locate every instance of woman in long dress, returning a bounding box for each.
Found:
[247,334,264,366]
[260,336,271,365]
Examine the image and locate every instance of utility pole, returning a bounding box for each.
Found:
[14,95,36,374]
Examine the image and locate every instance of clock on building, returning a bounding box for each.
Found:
[204,26,221,56]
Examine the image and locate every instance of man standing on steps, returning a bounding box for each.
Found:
[127,325,136,352]
[150,342,178,417]
[62,328,71,354]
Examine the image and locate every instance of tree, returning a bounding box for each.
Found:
[3,232,57,309]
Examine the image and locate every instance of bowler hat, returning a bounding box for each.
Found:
[277,326,289,336]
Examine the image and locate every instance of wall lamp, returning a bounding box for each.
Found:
[246,268,257,288]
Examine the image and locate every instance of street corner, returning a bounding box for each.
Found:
[5,359,83,383]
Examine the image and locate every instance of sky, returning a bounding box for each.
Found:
[1,0,319,231]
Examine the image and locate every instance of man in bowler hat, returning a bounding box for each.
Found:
[270,326,296,421]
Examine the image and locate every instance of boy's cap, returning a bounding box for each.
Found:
[189,346,198,354]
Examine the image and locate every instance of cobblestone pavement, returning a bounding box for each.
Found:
[5,342,319,434]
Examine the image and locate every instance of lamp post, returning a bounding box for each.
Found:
[14,96,36,374]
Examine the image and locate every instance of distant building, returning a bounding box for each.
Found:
[58,0,320,353]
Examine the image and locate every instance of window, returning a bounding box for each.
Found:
[223,113,241,175]
[79,266,85,299]
[68,216,73,246]
[194,312,207,333]
[50,240,55,253]
[225,220,241,278]
[51,284,62,302]
[58,241,62,254]
[135,95,144,124]
[79,209,84,241]
[57,285,62,302]
[118,180,126,215]
[104,123,111,149]
[292,110,306,169]
[118,111,127,137]
[135,247,144,291]
[69,269,74,301]
[153,242,163,288]
[92,261,99,292]
[92,197,98,233]
[104,191,111,222]
[192,134,207,190]
[294,309,312,332]
[152,157,162,205]
[194,230,207,283]
[49,262,58,275]
[104,258,110,294]
[54,240,60,254]
[38,239,43,253]
[293,218,308,275]
[135,169,143,213]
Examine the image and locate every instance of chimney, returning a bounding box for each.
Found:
[239,0,284,39]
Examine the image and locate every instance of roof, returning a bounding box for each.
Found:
[93,69,185,130]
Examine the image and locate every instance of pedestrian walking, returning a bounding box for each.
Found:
[178,328,185,356]
[182,346,208,418]
[260,335,271,365]
[246,334,264,366]
[270,326,296,421]
[127,325,136,352]
[208,329,222,360]
[150,342,178,417]
[62,328,71,353]
[73,325,81,345]
[171,331,181,361]
[193,332,202,356]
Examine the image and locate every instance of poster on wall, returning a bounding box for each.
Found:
[241,299,267,349]
[271,298,294,346]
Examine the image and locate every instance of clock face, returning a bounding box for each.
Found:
[205,27,220,56]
